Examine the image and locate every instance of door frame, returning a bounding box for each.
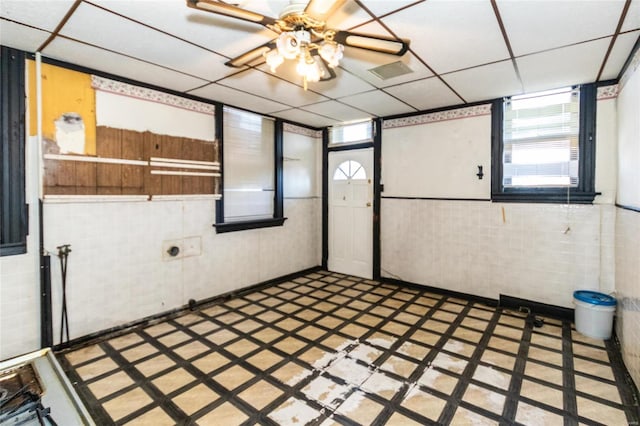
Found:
[322,118,381,280]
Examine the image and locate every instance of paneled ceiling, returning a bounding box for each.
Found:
[1,0,639,128]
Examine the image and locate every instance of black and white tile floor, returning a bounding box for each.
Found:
[58,270,639,425]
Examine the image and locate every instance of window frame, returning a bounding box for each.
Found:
[1,47,28,256]
[491,83,598,204]
[214,107,285,233]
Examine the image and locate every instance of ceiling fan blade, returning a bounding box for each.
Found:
[187,0,278,27]
[225,41,276,68]
[333,31,410,56]
[304,0,348,20]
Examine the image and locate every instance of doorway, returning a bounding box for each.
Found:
[328,148,373,279]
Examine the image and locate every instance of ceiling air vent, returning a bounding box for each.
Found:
[368,61,413,80]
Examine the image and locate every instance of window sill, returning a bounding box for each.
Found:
[214,217,287,233]
[0,243,27,257]
[492,191,599,204]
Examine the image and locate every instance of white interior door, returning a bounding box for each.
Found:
[328,148,373,279]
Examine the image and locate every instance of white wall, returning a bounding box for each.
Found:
[381,99,617,307]
[615,50,640,389]
[0,135,41,360]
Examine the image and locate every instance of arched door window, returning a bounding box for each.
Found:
[333,160,367,181]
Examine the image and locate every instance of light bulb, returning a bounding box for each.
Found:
[319,42,344,68]
[264,50,284,72]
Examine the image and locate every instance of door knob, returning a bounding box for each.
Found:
[366,202,371,207]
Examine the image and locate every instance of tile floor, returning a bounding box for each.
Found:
[57,270,639,425]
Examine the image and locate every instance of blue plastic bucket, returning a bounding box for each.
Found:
[573,290,616,339]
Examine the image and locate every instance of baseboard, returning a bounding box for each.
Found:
[499,294,574,321]
[54,265,322,353]
[381,277,499,308]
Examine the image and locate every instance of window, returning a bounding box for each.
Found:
[215,107,284,232]
[492,84,597,203]
[329,120,373,146]
[1,47,28,256]
[333,160,367,180]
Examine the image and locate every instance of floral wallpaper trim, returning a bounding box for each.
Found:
[383,104,492,129]
[91,76,215,115]
[597,84,619,100]
[283,123,322,138]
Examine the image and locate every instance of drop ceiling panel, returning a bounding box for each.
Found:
[382,0,510,74]
[0,0,75,32]
[364,1,424,18]
[338,90,414,117]
[0,20,50,53]
[601,31,640,80]
[301,100,371,122]
[218,68,329,107]
[272,108,335,128]
[42,37,208,93]
[92,0,284,58]
[443,60,522,102]
[189,83,290,114]
[517,38,611,93]
[384,77,463,111]
[498,0,625,56]
[325,0,372,30]
[60,2,233,81]
[622,1,640,31]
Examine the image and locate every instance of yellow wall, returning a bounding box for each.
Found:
[28,60,96,155]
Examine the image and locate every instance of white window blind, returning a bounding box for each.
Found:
[329,120,373,146]
[223,106,274,222]
[503,87,580,188]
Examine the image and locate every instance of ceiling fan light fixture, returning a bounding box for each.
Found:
[264,50,284,72]
[276,32,301,59]
[318,41,343,68]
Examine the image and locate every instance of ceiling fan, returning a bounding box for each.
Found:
[187,0,410,89]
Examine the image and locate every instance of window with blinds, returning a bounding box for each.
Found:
[329,120,374,146]
[222,106,275,222]
[503,87,580,188]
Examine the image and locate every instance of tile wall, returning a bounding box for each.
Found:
[381,200,616,308]
[615,208,640,387]
[42,197,321,345]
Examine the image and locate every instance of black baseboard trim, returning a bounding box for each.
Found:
[381,276,499,307]
[499,294,574,321]
[54,266,322,353]
[616,203,640,213]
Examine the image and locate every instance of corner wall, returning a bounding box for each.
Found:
[615,48,640,388]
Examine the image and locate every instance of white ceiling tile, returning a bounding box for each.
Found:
[272,108,336,127]
[601,30,640,80]
[301,100,372,122]
[443,60,522,102]
[498,0,625,56]
[92,0,285,59]
[384,77,462,111]
[0,19,50,53]
[218,67,329,107]
[257,62,374,99]
[381,0,510,74]
[0,0,75,32]
[362,1,421,18]
[338,90,415,117]
[622,0,640,31]
[42,37,208,93]
[60,2,233,81]
[517,38,611,93]
[189,83,289,114]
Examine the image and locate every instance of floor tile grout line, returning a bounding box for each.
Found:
[562,320,580,426]
[437,306,504,424]
[604,337,640,424]
[501,312,534,422]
